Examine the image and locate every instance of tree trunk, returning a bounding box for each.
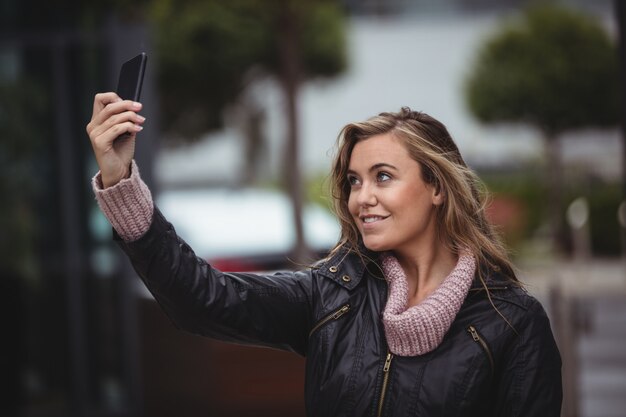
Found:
[240,100,266,186]
[277,2,310,263]
[545,133,566,255]
[614,0,626,258]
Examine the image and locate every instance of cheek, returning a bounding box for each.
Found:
[347,193,358,216]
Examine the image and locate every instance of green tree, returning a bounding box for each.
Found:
[465,4,619,254]
[143,0,347,261]
[148,0,346,138]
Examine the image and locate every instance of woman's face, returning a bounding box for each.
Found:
[347,133,443,255]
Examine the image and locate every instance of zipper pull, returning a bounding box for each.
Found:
[468,325,480,341]
[377,351,395,417]
[383,352,393,372]
[332,304,350,320]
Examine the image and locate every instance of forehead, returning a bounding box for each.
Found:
[348,133,413,168]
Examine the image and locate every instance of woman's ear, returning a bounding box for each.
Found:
[432,184,445,206]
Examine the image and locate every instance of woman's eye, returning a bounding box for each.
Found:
[347,175,360,186]
[377,172,391,182]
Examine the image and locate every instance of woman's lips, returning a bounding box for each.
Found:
[360,215,389,228]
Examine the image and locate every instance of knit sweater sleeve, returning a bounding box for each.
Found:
[92,160,154,241]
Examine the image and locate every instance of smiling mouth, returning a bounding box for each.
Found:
[361,215,388,224]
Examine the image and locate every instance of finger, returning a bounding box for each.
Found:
[92,121,143,152]
[89,110,145,141]
[87,92,124,135]
[92,92,121,119]
[87,100,142,136]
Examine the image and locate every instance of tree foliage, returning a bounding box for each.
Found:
[465,5,619,136]
[465,5,620,254]
[148,0,347,140]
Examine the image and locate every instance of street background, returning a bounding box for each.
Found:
[1,0,625,416]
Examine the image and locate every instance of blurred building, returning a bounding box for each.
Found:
[0,3,158,416]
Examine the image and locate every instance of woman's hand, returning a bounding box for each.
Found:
[86,92,146,188]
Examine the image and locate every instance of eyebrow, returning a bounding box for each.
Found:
[347,162,399,175]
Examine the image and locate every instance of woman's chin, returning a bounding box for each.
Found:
[362,239,391,253]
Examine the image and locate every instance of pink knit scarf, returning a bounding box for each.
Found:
[381,251,476,356]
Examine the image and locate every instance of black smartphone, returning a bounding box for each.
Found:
[115,53,147,141]
[116,52,147,101]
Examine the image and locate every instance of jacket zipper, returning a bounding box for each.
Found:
[308,304,351,337]
[376,351,394,417]
[467,325,494,373]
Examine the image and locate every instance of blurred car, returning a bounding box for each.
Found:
[156,187,340,272]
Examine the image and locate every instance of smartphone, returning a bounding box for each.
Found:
[115,53,147,141]
[116,52,147,101]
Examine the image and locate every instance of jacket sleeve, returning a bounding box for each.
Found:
[493,299,563,416]
[115,207,314,356]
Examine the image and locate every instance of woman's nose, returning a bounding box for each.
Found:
[356,183,377,207]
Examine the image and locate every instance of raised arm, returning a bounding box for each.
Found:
[115,207,314,355]
[87,93,313,355]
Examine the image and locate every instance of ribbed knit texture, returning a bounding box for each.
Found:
[381,251,476,356]
[92,160,154,241]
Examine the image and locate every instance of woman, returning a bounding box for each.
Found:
[87,93,562,416]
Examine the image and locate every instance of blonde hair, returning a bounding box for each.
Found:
[329,107,518,283]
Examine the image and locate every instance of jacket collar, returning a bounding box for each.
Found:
[316,244,382,290]
[317,245,517,292]
[468,268,516,292]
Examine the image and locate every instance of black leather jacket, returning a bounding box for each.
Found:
[117,208,562,417]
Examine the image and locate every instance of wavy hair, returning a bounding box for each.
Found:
[329,107,518,283]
